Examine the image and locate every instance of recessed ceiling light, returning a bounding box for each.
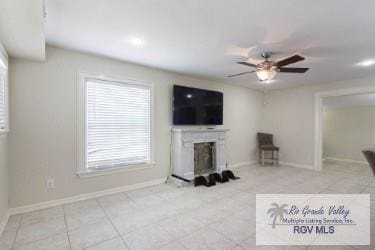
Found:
[356,59,375,67]
[128,36,145,47]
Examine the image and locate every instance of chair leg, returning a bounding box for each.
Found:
[262,151,265,166]
[277,151,279,167]
[258,149,260,164]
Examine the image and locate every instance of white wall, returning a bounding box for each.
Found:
[9,46,263,207]
[323,106,375,162]
[0,42,8,228]
[262,76,375,168]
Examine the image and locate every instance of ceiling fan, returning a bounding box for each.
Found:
[228,52,309,81]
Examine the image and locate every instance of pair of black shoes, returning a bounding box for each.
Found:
[194,170,239,187]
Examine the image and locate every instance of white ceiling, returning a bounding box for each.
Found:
[324,93,375,108]
[0,0,45,60]
[44,0,375,90]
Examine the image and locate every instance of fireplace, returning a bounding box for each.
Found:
[194,142,216,175]
[170,128,228,185]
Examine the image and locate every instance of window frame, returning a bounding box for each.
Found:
[0,49,9,134]
[77,72,155,178]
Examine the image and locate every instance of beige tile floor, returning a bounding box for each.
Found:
[0,163,374,250]
[323,160,373,177]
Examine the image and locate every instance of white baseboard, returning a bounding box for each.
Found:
[280,161,314,170]
[0,211,10,237]
[229,160,257,169]
[325,157,368,165]
[9,177,167,216]
[230,160,314,170]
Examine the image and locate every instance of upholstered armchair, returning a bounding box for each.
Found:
[257,133,279,166]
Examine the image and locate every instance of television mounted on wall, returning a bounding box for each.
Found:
[173,85,223,125]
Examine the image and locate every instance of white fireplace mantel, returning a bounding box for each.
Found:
[171,128,229,181]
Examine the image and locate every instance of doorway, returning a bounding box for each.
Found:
[314,86,375,174]
[321,94,375,176]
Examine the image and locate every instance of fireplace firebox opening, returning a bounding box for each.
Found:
[194,142,216,175]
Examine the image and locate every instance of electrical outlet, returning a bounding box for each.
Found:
[46,179,54,190]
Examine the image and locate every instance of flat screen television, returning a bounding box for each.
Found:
[173,85,223,125]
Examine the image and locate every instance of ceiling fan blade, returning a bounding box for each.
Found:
[227,71,256,77]
[279,67,309,73]
[276,55,305,67]
[237,62,258,68]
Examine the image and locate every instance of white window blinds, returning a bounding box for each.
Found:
[86,79,151,169]
[0,66,6,131]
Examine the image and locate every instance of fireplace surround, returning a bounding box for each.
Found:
[170,128,229,185]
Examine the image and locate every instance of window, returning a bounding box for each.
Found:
[78,73,153,176]
[0,59,8,132]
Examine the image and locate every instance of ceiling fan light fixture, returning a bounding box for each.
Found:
[229,53,308,80]
[256,69,277,81]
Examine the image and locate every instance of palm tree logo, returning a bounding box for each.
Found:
[267,203,288,229]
